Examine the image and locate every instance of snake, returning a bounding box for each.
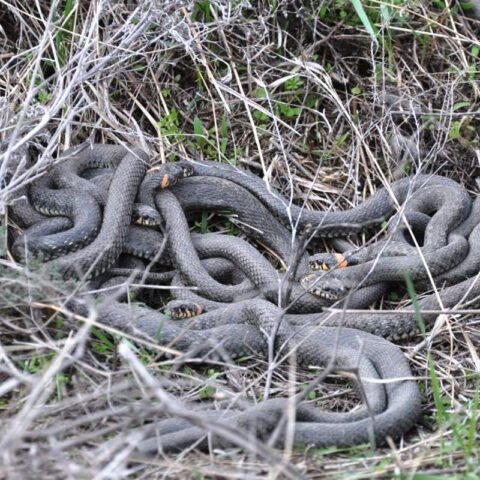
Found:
[69,161,472,269]
[15,148,476,325]
[302,194,480,301]
[300,233,468,301]
[116,203,479,340]
[120,198,391,314]
[8,144,480,453]
[183,159,472,237]
[11,144,193,275]
[95,295,421,452]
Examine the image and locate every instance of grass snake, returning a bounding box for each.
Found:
[9,144,480,453]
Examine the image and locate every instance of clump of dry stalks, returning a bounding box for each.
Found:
[0,1,479,478]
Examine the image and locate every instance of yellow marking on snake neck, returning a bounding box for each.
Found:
[333,253,348,268]
[160,175,171,189]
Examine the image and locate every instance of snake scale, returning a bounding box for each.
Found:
[8,143,480,453]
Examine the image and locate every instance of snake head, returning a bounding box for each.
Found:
[300,272,351,301]
[165,300,203,320]
[170,161,194,180]
[180,164,194,178]
[146,162,194,189]
[309,252,352,271]
[132,204,162,226]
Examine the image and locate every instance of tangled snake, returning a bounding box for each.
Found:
[8,143,480,453]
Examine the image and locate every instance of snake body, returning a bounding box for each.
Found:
[168,175,307,269]
[97,297,421,452]
[9,144,480,453]
[186,160,471,237]
[50,146,151,278]
[13,145,194,277]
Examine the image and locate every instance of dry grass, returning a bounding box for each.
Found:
[0,1,479,478]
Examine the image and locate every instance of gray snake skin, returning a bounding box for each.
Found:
[8,144,480,453]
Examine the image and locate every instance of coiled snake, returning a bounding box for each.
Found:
[9,143,480,453]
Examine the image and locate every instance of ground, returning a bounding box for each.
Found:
[0,1,479,479]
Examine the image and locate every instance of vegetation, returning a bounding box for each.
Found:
[0,0,479,478]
